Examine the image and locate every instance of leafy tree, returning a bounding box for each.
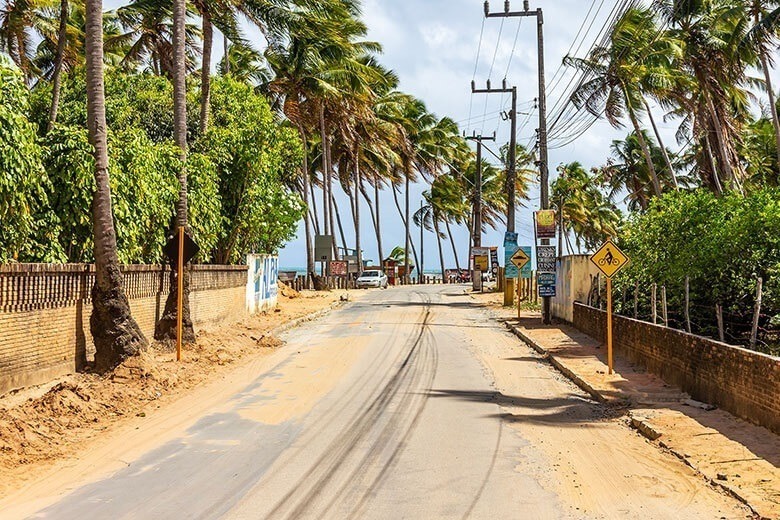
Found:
[194,76,304,263]
[0,56,59,261]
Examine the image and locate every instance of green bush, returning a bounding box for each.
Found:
[616,188,780,351]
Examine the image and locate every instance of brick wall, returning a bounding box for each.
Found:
[573,303,780,434]
[0,264,248,395]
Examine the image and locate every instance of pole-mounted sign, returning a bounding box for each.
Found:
[589,239,630,375]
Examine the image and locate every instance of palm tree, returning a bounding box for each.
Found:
[46,0,68,130]
[0,0,47,80]
[747,0,780,161]
[552,162,620,252]
[154,0,192,341]
[654,0,754,192]
[84,0,147,370]
[565,7,683,197]
[601,131,680,212]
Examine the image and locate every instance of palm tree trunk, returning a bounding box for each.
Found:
[198,9,212,134]
[47,0,68,132]
[444,219,461,273]
[626,102,662,197]
[359,180,380,263]
[404,171,410,282]
[703,134,724,195]
[85,0,147,371]
[763,56,780,158]
[373,175,383,263]
[643,98,677,189]
[298,125,315,282]
[434,217,445,282]
[391,184,419,278]
[319,105,330,235]
[223,33,229,74]
[309,181,320,234]
[705,95,739,191]
[353,148,362,271]
[156,0,194,341]
[331,192,347,256]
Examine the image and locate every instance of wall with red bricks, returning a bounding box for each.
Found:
[0,264,248,395]
[573,303,780,434]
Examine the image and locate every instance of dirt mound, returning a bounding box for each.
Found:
[279,281,300,299]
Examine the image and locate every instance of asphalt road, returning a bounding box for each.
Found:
[29,285,748,519]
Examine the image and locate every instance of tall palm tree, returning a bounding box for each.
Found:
[747,0,780,161]
[84,0,147,370]
[566,7,684,197]
[155,0,192,341]
[654,0,754,192]
[552,162,620,252]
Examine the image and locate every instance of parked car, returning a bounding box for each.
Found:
[356,270,388,289]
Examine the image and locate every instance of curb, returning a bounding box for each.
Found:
[504,322,605,403]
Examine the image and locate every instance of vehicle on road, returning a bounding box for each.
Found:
[356,270,388,288]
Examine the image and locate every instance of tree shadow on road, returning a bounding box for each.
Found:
[425,388,628,428]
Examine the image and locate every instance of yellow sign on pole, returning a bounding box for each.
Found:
[590,239,630,279]
[475,255,489,271]
[589,240,630,375]
[510,248,530,270]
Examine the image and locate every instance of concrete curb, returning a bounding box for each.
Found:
[503,321,768,520]
[504,322,605,404]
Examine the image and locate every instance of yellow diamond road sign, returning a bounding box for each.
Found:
[510,247,530,270]
[590,240,630,278]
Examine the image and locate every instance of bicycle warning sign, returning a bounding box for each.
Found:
[590,240,630,278]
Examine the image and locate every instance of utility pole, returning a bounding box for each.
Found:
[465,131,495,291]
[472,78,517,306]
[485,0,551,324]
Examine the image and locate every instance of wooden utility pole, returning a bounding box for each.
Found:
[750,277,763,349]
[485,0,550,323]
[465,131,495,291]
[471,79,518,306]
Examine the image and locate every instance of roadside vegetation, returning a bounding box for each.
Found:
[554,1,780,353]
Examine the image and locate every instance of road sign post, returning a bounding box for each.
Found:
[590,239,630,375]
[176,226,184,362]
[510,248,531,318]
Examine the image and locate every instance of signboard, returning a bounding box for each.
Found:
[504,237,519,279]
[329,260,347,276]
[539,284,557,297]
[590,240,630,278]
[314,235,333,262]
[536,245,556,273]
[538,272,556,286]
[510,248,530,270]
[474,255,490,271]
[163,230,200,267]
[504,232,518,244]
[534,210,557,239]
[490,247,499,275]
[519,246,533,279]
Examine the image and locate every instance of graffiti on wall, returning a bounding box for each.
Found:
[246,254,279,313]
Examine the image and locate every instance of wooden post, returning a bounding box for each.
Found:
[633,281,639,319]
[750,277,763,349]
[176,226,184,362]
[651,283,657,324]
[684,276,691,333]
[661,285,668,327]
[607,277,613,375]
[716,303,725,342]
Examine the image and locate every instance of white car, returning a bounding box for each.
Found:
[356,270,388,289]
